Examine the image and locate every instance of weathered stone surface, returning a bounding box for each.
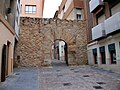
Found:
[15,17,88,67]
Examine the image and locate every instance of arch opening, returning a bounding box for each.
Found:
[51,39,68,66]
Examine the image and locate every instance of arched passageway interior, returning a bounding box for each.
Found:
[52,40,68,66]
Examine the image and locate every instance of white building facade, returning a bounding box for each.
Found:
[87,0,120,73]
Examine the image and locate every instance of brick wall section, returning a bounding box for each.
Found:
[15,17,88,67]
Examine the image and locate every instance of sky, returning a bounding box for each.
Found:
[43,0,62,18]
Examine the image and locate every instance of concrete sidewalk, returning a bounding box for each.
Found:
[0,67,39,90]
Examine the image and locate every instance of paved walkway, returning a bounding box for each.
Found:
[0,68,39,90]
[39,60,120,90]
[0,60,120,90]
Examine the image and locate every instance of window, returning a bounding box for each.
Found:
[108,43,116,64]
[77,14,82,20]
[97,14,105,24]
[76,8,83,20]
[99,46,106,64]
[92,48,98,64]
[25,5,36,14]
[96,10,105,25]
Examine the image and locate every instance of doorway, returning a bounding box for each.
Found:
[6,41,10,76]
[92,48,98,64]
[99,46,106,64]
[108,43,116,64]
[1,44,7,82]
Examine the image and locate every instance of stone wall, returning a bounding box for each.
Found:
[15,17,88,67]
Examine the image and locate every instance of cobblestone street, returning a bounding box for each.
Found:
[0,0,120,90]
[0,60,120,90]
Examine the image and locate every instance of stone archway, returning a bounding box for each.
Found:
[51,39,68,66]
[15,18,88,67]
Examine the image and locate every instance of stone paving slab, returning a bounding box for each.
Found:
[0,67,39,90]
[0,62,120,90]
[39,62,120,90]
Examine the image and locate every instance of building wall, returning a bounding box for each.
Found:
[87,33,120,73]
[0,0,10,19]
[20,0,44,18]
[66,9,76,20]
[85,0,93,42]
[64,0,73,13]
[0,0,20,82]
[0,0,20,39]
[87,0,120,73]
[0,15,15,81]
[58,0,86,20]
[15,17,88,67]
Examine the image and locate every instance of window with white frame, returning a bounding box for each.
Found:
[25,5,36,14]
[76,8,83,20]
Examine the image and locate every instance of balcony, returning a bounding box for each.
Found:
[89,0,104,13]
[104,12,120,34]
[92,23,105,40]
